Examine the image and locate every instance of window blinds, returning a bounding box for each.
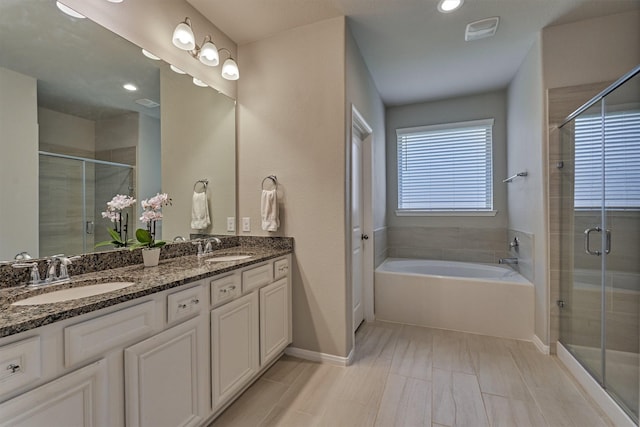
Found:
[574,109,640,209]
[396,119,494,212]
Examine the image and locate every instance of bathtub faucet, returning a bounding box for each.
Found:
[499,257,518,265]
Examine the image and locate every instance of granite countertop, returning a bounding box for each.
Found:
[0,246,291,338]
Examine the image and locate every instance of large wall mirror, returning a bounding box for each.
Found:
[0,0,236,262]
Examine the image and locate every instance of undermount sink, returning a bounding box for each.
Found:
[205,255,252,263]
[12,282,136,306]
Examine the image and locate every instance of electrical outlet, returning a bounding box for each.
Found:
[226,217,235,232]
[242,217,251,232]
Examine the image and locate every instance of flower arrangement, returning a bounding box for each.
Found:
[96,194,136,248]
[130,193,172,249]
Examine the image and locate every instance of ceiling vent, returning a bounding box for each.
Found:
[465,17,499,41]
[135,98,160,108]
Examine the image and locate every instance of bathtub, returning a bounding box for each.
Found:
[375,258,534,340]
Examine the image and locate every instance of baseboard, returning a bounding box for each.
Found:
[532,334,550,355]
[557,342,636,427]
[285,346,354,366]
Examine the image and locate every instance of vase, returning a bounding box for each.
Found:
[142,247,161,267]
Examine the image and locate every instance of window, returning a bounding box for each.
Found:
[574,109,640,209]
[396,119,494,214]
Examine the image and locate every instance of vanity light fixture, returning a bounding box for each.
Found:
[106,0,124,2]
[170,64,187,74]
[123,83,138,91]
[437,0,464,13]
[56,2,86,19]
[171,17,240,80]
[192,77,208,88]
[142,49,161,60]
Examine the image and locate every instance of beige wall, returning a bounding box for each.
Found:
[507,36,546,343]
[543,10,640,90]
[60,0,237,98]
[0,67,39,260]
[161,67,236,240]
[137,114,162,231]
[95,113,139,151]
[237,17,349,357]
[38,107,95,154]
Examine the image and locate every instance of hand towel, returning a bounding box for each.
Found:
[261,189,279,231]
[191,191,210,230]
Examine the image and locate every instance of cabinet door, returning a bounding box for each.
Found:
[211,292,259,410]
[125,316,205,427]
[260,278,291,366]
[0,359,108,427]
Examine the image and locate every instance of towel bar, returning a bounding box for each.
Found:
[261,175,277,190]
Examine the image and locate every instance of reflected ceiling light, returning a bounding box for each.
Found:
[142,49,161,60]
[123,83,138,91]
[437,0,464,13]
[171,17,240,80]
[170,64,186,74]
[192,77,208,87]
[56,2,86,19]
[107,0,124,2]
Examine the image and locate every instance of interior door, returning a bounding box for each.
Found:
[352,132,364,332]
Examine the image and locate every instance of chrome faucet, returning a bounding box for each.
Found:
[204,237,222,254]
[13,255,80,288]
[498,257,518,265]
[12,262,41,286]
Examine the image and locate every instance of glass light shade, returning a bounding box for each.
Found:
[199,41,219,66]
[172,21,195,51]
[192,77,208,87]
[170,64,186,74]
[56,2,86,18]
[142,49,160,60]
[106,0,124,2]
[123,83,138,91]
[221,58,240,81]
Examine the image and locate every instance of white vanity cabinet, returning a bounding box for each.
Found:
[0,358,109,427]
[260,277,291,367]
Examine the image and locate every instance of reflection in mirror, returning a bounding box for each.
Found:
[0,0,236,262]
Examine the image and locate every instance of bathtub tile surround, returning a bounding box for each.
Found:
[0,236,293,289]
[507,229,534,282]
[387,226,510,264]
[373,227,388,268]
[209,321,613,427]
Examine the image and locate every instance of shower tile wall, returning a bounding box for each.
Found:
[374,227,388,267]
[387,226,509,263]
[507,229,534,282]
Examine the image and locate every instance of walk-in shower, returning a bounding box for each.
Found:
[39,151,134,257]
[558,65,640,423]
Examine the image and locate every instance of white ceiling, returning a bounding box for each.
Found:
[188,0,640,105]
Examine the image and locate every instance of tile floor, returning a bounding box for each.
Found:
[209,321,614,426]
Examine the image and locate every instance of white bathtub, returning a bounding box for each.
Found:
[375,258,534,340]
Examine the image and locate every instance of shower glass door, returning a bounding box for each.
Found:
[559,66,640,423]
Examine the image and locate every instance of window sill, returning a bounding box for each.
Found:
[395,210,498,217]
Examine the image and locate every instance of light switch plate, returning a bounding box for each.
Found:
[242,217,251,232]
[226,217,235,232]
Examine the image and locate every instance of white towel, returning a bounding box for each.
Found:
[261,189,279,231]
[190,191,210,230]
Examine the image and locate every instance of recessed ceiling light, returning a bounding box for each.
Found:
[123,83,138,91]
[106,0,124,3]
[192,78,208,88]
[56,2,86,19]
[437,0,464,13]
[142,49,160,60]
[170,64,186,74]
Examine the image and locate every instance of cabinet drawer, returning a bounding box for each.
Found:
[0,336,41,398]
[64,300,156,367]
[242,263,272,293]
[167,285,204,324]
[211,273,241,307]
[274,258,289,280]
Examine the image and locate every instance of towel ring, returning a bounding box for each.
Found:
[261,175,277,190]
[194,179,208,193]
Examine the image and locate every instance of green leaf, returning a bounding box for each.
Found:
[107,228,124,243]
[135,228,153,244]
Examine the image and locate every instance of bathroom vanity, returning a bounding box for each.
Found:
[0,244,292,427]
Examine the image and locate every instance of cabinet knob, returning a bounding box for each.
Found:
[191,298,200,305]
[6,363,21,374]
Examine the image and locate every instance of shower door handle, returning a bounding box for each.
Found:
[605,229,611,255]
[584,226,602,256]
[86,221,94,235]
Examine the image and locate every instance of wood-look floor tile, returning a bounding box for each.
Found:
[452,371,489,427]
[432,369,456,426]
[261,355,309,386]
[432,331,475,374]
[483,393,548,427]
[355,323,399,363]
[210,379,289,427]
[375,373,431,427]
[317,397,378,427]
[259,406,319,427]
[336,353,391,406]
[390,335,433,381]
